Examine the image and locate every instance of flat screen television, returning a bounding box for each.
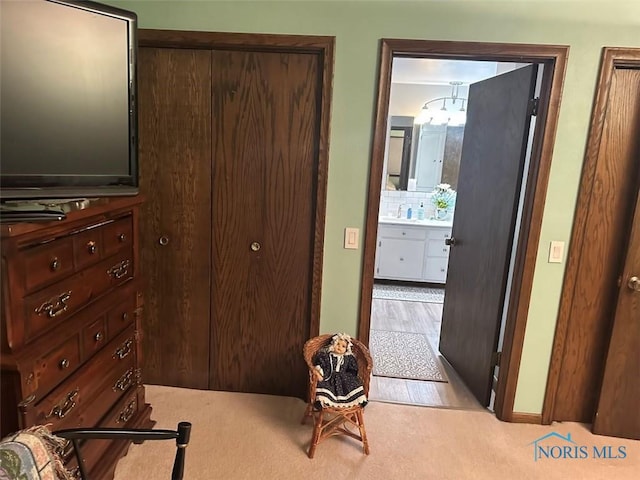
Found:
[0,0,138,202]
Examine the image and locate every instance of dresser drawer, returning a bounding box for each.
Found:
[28,326,137,431]
[67,388,141,478]
[82,316,108,360]
[73,227,104,271]
[23,252,133,345]
[23,238,75,293]
[102,217,133,258]
[107,293,137,338]
[32,334,82,401]
[25,278,94,343]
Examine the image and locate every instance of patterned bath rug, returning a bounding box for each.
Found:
[372,284,445,303]
[369,329,448,382]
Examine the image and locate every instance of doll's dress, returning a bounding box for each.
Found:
[313,350,368,409]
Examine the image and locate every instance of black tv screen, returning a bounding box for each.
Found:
[0,0,138,200]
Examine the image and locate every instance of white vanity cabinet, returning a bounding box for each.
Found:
[375,221,452,284]
[375,224,427,281]
[423,227,452,282]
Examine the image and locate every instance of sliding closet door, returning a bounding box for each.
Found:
[137,48,212,389]
[209,50,320,399]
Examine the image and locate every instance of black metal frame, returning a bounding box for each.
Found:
[54,422,192,480]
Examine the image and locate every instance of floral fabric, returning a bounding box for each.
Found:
[0,426,72,480]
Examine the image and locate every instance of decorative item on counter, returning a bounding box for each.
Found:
[407,205,412,219]
[417,201,425,220]
[430,183,456,221]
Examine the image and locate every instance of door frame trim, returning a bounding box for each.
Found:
[542,47,640,425]
[138,29,335,339]
[358,39,568,421]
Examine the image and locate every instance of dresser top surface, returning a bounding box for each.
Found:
[1,196,143,239]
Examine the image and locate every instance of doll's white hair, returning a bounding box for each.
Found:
[329,332,353,354]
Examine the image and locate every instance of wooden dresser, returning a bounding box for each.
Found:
[0,196,153,479]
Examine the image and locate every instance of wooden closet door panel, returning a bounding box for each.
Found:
[138,47,212,389]
[555,65,640,421]
[210,49,319,398]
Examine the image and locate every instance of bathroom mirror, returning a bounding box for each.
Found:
[385,124,412,190]
[384,121,464,192]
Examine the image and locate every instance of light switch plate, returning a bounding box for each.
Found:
[344,227,359,249]
[549,240,564,263]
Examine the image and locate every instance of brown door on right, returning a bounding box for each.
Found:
[592,65,640,440]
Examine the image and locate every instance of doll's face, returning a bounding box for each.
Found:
[333,339,348,355]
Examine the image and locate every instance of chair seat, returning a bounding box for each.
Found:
[301,334,372,458]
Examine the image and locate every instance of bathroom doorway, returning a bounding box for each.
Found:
[359,40,568,420]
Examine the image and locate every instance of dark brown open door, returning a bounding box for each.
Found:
[439,65,538,405]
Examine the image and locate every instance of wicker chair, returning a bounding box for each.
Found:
[301,334,372,458]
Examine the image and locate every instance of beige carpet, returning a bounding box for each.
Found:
[114,385,640,480]
[370,329,448,382]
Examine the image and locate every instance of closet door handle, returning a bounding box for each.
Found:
[250,242,261,252]
[159,236,169,246]
[628,276,640,292]
[445,237,456,246]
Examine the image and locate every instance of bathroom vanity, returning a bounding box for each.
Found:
[374,217,453,283]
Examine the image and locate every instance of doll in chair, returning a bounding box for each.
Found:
[313,333,368,409]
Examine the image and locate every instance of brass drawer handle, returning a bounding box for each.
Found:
[122,312,129,322]
[250,242,261,252]
[50,258,60,271]
[35,291,72,318]
[158,236,169,246]
[113,338,133,360]
[117,399,137,424]
[47,388,79,419]
[59,358,70,369]
[87,241,97,254]
[118,233,126,243]
[94,331,104,342]
[107,260,130,279]
[113,368,135,392]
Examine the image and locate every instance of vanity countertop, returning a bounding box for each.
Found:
[378,216,453,228]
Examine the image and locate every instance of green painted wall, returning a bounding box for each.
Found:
[106,0,640,414]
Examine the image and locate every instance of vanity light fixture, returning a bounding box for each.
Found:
[414,81,467,126]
